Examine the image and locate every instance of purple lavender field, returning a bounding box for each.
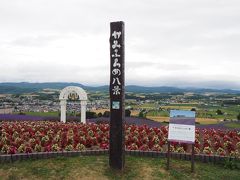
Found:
[1,114,239,130]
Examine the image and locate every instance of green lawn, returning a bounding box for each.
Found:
[147,110,169,117]
[0,155,239,180]
[196,105,239,120]
[168,103,199,107]
[23,112,59,117]
[137,103,158,109]
[225,122,240,129]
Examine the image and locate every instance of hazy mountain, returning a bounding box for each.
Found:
[0,82,108,94]
[0,82,239,94]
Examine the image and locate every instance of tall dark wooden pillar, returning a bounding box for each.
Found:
[109,21,125,170]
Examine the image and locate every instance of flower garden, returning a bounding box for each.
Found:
[0,121,239,158]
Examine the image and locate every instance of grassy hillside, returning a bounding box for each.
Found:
[0,155,239,180]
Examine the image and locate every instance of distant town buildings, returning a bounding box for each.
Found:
[0,94,110,114]
[0,108,13,114]
[0,91,239,121]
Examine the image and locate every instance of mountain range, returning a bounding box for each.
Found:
[0,82,239,94]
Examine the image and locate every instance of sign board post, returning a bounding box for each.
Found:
[167,110,195,173]
[109,21,125,170]
[191,143,194,172]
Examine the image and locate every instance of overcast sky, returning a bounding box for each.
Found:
[0,0,240,89]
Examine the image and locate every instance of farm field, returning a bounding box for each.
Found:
[147,116,219,125]
[92,109,109,114]
[225,123,240,129]
[137,103,240,123]
[23,112,59,117]
[14,108,236,125]
[0,155,239,180]
[11,108,239,126]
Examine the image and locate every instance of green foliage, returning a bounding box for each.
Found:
[216,109,223,115]
[36,93,55,101]
[125,109,131,117]
[19,112,26,115]
[97,112,103,117]
[103,111,110,117]
[237,113,240,120]
[139,110,147,118]
[86,111,97,119]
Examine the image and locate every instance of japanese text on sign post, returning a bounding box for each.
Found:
[111,31,122,97]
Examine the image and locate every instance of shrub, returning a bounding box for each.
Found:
[103,111,110,117]
[86,111,97,119]
[125,109,131,117]
[97,112,103,117]
[139,110,147,118]
[237,113,240,121]
[216,109,223,115]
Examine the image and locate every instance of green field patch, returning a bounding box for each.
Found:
[24,112,59,117]
[225,122,240,128]
[168,103,198,107]
[147,110,169,117]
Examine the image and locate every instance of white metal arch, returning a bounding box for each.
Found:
[59,86,88,123]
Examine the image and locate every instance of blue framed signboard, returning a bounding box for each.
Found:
[168,110,195,144]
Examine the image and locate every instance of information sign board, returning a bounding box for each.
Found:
[168,110,195,143]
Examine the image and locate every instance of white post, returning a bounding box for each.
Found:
[81,100,87,123]
[60,100,67,123]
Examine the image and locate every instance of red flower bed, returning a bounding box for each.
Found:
[0,121,239,157]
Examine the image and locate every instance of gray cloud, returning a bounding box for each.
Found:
[0,0,240,89]
[8,35,61,47]
[127,61,195,71]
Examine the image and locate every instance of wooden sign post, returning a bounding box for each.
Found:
[109,21,125,170]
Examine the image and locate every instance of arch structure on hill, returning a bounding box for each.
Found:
[59,86,88,123]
